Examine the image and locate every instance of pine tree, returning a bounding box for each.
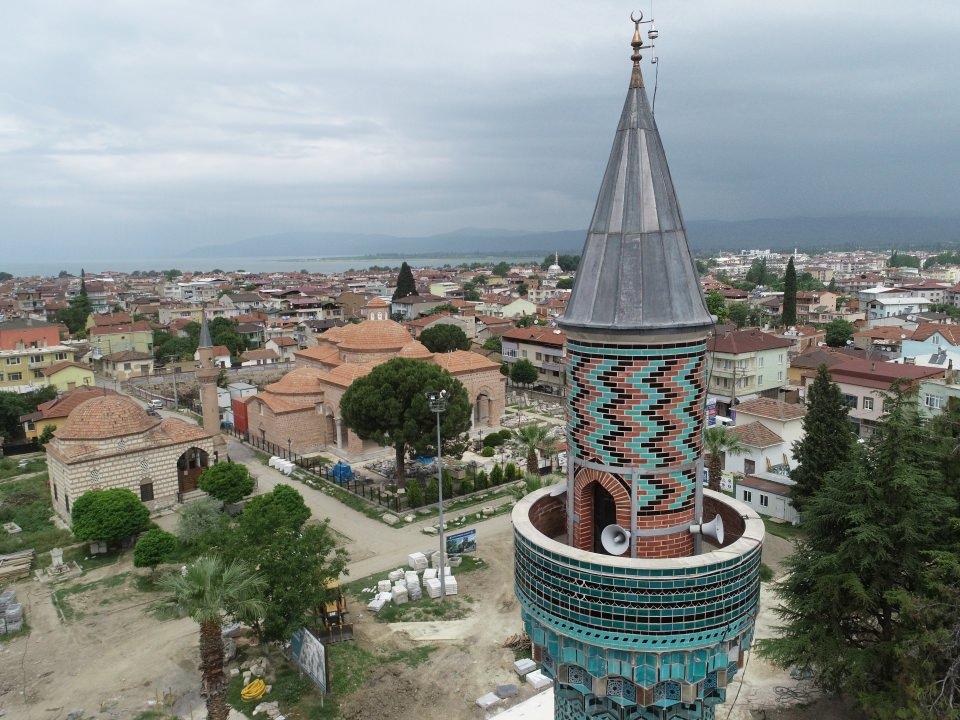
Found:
[760,386,959,716]
[392,261,418,300]
[782,256,797,326]
[789,364,854,511]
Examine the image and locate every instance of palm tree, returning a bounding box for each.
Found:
[703,426,746,493]
[162,556,266,720]
[512,423,557,475]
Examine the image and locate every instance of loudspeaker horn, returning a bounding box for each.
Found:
[690,515,724,545]
[600,524,631,556]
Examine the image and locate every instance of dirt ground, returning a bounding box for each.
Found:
[0,558,203,720]
[0,514,851,720]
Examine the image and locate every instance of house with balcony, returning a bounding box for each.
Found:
[390,293,448,320]
[500,326,567,395]
[795,290,839,324]
[0,345,79,392]
[813,358,944,438]
[706,329,793,417]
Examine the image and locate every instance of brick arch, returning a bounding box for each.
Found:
[572,467,632,552]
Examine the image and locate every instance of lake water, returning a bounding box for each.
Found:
[2,254,542,277]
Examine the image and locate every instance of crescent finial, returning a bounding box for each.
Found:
[630,10,643,24]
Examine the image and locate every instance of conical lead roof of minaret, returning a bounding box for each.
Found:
[560,56,712,333]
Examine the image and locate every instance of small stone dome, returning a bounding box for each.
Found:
[336,319,413,352]
[56,395,160,440]
[265,367,325,395]
[398,341,434,360]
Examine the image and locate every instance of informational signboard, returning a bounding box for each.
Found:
[706,397,717,426]
[289,628,327,693]
[446,528,477,555]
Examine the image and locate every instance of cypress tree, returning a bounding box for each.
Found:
[781,256,797,326]
[392,261,418,300]
[789,364,854,511]
[760,385,959,716]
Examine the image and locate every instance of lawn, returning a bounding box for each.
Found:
[762,517,805,542]
[0,471,73,555]
[0,456,46,480]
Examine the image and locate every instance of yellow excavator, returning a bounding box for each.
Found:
[316,578,353,644]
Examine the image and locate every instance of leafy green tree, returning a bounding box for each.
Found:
[745,257,777,286]
[38,424,56,445]
[133,528,178,572]
[727,302,750,329]
[888,251,921,269]
[760,386,959,717]
[827,277,838,292]
[556,277,574,290]
[198,462,255,504]
[492,261,511,277]
[511,423,556,474]
[797,271,824,291]
[482,336,502,354]
[162,556,265,720]
[341,358,471,483]
[489,464,504,486]
[782,256,797,326]
[790,365,856,511]
[517,282,529,297]
[392,261,418,300]
[0,271,12,281]
[458,476,473,495]
[71,488,150,545]
[0,387,56,441]
[56,278,92,335]
[825,318,854,347]
[705,290,727,321]
[510,359,538,386]
[703,426,745,492]
[237,484,310,539]
[505,462,519,481]
[419,324,470,353]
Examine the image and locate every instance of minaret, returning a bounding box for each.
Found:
[196,313,225,453]
[512,16,764,720]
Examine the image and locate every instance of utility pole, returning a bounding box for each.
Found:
[427,389,449,602]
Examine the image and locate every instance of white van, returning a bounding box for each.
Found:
[148,399,165,409]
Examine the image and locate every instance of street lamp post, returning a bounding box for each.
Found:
[427,389,449,602]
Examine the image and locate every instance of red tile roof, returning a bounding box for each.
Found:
[827,358,944,390]
[707,329,793,354]
[735,397,807,421]
[500,326,566,347]
[730,421,784,448]
[911,323,960,345]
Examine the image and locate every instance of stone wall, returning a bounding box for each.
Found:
[48,436,214,522]
[246,399,328,455]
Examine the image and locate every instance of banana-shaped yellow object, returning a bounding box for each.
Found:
[240,678,267,701]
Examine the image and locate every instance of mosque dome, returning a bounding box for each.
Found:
[336,319,413,352]
[56,395,160,440]
[398,341,434,360]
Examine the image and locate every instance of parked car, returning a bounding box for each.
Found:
[148,399,164,409]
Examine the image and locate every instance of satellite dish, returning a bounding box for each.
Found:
[600,524,631,556]
[690,515,724,545]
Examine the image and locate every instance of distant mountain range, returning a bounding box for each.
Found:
[185,216,960,258]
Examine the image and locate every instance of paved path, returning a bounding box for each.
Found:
[227,438,515,579]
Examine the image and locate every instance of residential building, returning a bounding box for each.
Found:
[240,348,280,366]
[193,345,231,368]
[405,313,477,341]
[100,350,155,380]
[706,329,792,416]
[814,358,944,437]
[734,475,800,525]
[500,326,567,395]
[266,336,300,362]
[37,361,95,393]
[865,294,932,319]
[88,321,153,358]
[390,293,448,320]
[0,318,61,350]
[795,290,838,324]
[918,372,960,417]
[0,344,78,392]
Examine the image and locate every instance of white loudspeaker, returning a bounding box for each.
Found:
[690,515,725,545]
[600,524,631,556]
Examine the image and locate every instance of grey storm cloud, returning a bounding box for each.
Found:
[0,0,958,260]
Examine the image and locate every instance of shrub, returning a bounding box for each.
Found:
[425,478,439,505]
[489,464,504,486]
[458,477,474,495]
[134,528,178,570]
[406,479,424,508]
[177,497,229,547]
[475,470,488,490]
[198,461,255,504]
[524,474,543,492]
[504,462,519,481]
[482,433,503,448]
[71,488,150,546]
[480,447,495,457]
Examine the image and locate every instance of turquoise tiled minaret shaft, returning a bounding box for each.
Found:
[512,19,764,720]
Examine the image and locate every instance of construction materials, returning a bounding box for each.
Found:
[514,658,538,677]
[526,669,553,690]
[444,576,458,596]
[377,580,391,594]
[388,569,404,583]
[475,692,502,710]
[407,551,428,571]
[391,584,408,605]
[367,592,391,612]
[404,570,419,586]
[425,577,442,599]
[423,568,438,580]
[0,550,34,582]
[496,684,519,698]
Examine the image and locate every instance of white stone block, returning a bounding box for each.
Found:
[526,670,553,690]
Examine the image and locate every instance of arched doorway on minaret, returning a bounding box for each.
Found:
[572,468,631,554]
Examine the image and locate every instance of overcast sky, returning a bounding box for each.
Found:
[1,1,958,260]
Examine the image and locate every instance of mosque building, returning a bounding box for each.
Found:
[512,19,764,720]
